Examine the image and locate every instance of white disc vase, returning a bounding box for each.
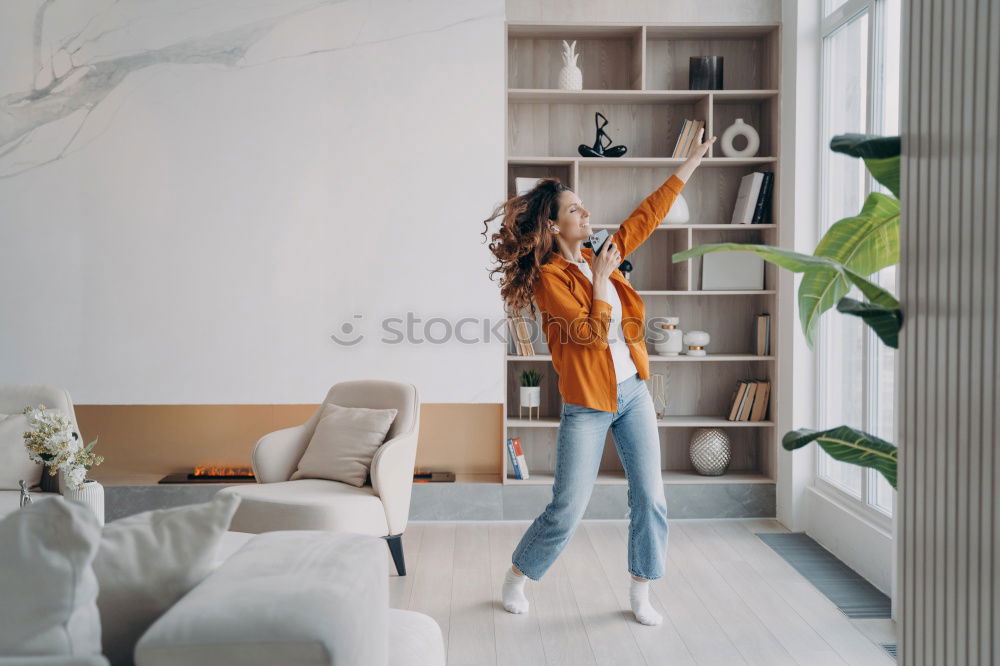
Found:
[720,118,760,157]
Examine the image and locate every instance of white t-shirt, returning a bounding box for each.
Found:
[573,260,639,384]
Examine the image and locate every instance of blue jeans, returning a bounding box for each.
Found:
[511,373,669,581]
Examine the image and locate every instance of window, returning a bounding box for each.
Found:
[816,0,901,516]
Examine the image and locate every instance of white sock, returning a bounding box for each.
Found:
[629,578,662,626]
[502,567,529,614]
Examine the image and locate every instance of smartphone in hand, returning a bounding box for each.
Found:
[584,229,610,255]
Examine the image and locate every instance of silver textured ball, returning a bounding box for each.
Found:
[689,428,732,476]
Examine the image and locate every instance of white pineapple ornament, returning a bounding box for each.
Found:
[557,40,583,90]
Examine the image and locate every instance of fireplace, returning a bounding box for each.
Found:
[159,465,256,484]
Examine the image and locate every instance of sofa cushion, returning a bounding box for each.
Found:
[388,609,445,666]
[134,531,389,666]
[0,412,43,490]
[93,493,241,666]
[222,478,389,536]
[0,497,103,658]
[291,402,397,487]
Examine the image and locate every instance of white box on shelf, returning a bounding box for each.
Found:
[701,251,764,290]
[515,177,547,196]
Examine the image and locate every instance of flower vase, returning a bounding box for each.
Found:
[39,465,60,493]
[61,478,105,526]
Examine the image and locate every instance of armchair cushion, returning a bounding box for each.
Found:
[290,402,397,488]
[93,493,241,666]
[134,532,389,666]
[223,479,389,536]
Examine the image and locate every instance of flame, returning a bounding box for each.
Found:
[192,465,253,477]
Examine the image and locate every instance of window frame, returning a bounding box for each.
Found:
[814,0,897,529]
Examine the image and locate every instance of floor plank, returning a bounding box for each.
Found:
[583,522,696,666]
[448,523,497,665]
[393,520,895,666]
[489,523,548,666]
[559,523,647,665]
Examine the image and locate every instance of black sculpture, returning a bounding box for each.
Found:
[578,112,627,158]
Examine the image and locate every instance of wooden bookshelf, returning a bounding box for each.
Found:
[503,21,781,488]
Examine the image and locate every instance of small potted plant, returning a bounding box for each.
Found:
[519,369,542,420]
[22,404,105,524]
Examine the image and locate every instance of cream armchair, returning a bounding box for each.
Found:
[218,381,420,576]
[0,384,78,517]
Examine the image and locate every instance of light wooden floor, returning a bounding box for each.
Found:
[388,519,896,666]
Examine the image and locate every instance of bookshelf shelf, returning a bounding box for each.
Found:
[504,470,774,485]
[590,223,777,230]
[507,354,774,362]
[504,20,781,488]
[636,290,776,296]
[509,156,777,167]
[506,416,774,428]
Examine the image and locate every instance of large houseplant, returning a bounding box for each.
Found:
[673,134,901,487]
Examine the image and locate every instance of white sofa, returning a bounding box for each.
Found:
[0,502,444,666]
[135,531,444,666]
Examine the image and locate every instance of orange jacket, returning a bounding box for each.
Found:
[533,174,685,412]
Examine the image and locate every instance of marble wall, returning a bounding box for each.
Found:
[0,0,506,404]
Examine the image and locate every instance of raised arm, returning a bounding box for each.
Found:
[612,131,716,257]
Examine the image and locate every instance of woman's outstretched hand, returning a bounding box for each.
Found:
[674,129,716,183]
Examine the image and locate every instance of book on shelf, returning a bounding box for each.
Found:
[506,438,521,479]
[730,172,765,224]
[749,381,771,422]
[671,119,704,158]
[755,313,771,356]
[751,172,775,224]
[726,379,772,422]
[507,315,534,356]
[727,380,750,421]
[506,437,529,480]
[739,382,758,421]
[671,120,691,158]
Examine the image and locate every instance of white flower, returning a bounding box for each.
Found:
[64,465,86,491]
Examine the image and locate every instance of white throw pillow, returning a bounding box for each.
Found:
[291,402,398,487]
[0,497,103,657]
[0,412,44,490]
[93,493,241,666]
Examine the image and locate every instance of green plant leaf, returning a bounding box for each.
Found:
[84,437,100,453]
[671,243,894,347]
[829,134,900,159]
[797,192,899,344]
[829,134,901,197]
[812,192,900,273]
[783,425,898,488]
[836,297,903,349]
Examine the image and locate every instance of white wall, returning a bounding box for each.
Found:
[0,0,506,404]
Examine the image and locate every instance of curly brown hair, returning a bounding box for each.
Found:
[482,178,571,316]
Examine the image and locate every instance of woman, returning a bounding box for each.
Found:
[483,130,715,626]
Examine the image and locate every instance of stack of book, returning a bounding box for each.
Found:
[726,379,771,422]
[507,315,534,356]
[755,313,771,356]
[730,171,775,224]
[506,437,530,480]
[672,119,705,158]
